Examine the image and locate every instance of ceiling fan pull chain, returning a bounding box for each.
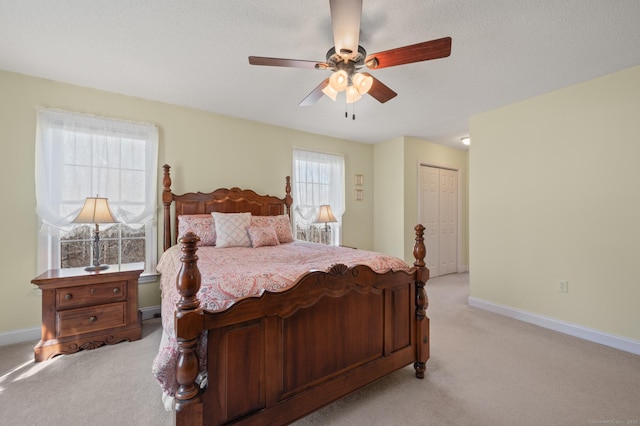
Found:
[352,102,356,120]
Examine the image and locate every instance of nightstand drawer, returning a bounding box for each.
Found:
[56,281,128,309]
[57,302,126,338]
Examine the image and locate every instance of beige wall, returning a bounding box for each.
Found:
[372,137,405,257]
[373,136,469,266]
[469,65,640,342]
[403,137,469,266]
[0,69,374,333]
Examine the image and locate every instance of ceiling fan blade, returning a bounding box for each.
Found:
[329,0,363,57]
[362,73,397,103]
[365,37,452,70]
[299,79,330,106]
[249,56,327,70]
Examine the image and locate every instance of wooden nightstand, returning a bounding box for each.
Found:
[31,263,143,362]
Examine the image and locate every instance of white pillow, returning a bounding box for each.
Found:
[211,212,251,248]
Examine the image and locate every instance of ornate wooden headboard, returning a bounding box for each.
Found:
[161,164,293,251]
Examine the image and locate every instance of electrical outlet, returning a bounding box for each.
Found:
[557,280,569,293]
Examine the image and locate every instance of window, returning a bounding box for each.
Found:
[292,148,345,245]
[35,108,158,277]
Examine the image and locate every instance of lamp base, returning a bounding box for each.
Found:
[85,264,110,272]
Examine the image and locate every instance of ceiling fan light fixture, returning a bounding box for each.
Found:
[346,86,362,104]
[365,57,378,68]
[329,70,348,92]
[247,3,452,109]
[321,84,339,101]
[352,72,373,94]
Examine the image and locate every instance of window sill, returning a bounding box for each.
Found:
[139,273,160,284]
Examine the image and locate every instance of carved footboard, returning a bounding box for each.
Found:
[173,226,429,425]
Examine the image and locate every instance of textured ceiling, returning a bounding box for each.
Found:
[2,1,640,149]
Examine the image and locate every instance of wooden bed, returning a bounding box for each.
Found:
[160,164,430,425]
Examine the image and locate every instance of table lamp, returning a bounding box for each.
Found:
[72,196,118,271]
[314,205,337,245]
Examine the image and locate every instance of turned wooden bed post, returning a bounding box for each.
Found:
[412,224,430,379]
[285,176,293,217]
[162,164,173,252]
[174,232,205,424]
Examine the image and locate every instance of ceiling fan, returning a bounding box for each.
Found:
[248,0,452,107]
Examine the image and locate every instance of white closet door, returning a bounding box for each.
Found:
[439,168,458,275]
[419,165,458,277]
[420,166,441,276]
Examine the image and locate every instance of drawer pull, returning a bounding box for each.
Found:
[113,287,120,294]
[64,294,73,300]
[89,316,97,322]
[90,288,96,294]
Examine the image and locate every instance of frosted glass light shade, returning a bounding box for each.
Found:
[329,70,348,92]
[352,73,373,95]
[322,84,339,101]
[345,86,362,104]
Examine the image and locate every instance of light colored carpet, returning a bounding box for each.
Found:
[0,315,173,426]
[1,273,639,425]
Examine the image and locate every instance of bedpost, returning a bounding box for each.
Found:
[162,164,173,251]
[176,232,201,312]
[285,176,293,217]
[412,224,430,379]
[174,232,204,424]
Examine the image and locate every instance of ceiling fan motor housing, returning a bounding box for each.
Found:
[325,45,367,69]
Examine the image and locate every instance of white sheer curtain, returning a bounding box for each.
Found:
[292,148,345,245]
[35,108,158,232]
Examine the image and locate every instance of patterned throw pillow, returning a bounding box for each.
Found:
[251,215,294,243]
[177,215,216,246]
[273,215,294,243]
[212,212,251,248]
[247,224,280,248]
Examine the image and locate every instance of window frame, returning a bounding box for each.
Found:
[292,148,345,246]
[35,108,158,279]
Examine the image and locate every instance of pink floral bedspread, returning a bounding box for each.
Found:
[152,241,409,396]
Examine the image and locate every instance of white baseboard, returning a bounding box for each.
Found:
[140,305,162,320]
[0,305,162,347]
[0,327,41,346]
[468,297,640,356]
